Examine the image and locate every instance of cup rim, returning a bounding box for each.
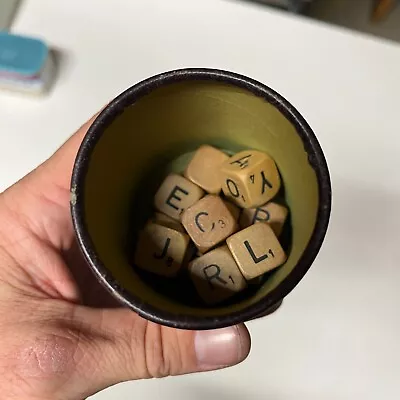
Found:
[71,68,331,330]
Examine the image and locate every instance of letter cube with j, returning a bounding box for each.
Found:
[154,174,204,220]
[226,223,286,280]
[134,222,190,277]
[220,150,281,208]
[189,246,247,304]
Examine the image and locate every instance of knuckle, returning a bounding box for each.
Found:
[143,325,182,378]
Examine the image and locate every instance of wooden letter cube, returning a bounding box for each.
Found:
[152,212,185,232]
[239,201,288,236]
[184,145,229,193]
[248,275,264,285]
[226,223,286,280]
[189,246,247,304]
[182,195,238,253]
[134,222,190,277]
[220,150,281,208]
[224,200,241,222]
[154,174,204,221]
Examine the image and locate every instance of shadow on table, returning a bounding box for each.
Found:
[172,385,286,400]
[319,177,400,272]
[50,47,74,85]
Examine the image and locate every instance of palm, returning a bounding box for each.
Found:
[0,115,250,400]
[1,155,117,308]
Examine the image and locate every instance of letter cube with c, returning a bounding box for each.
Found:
[182,195,238,253]
[220,150,281,208]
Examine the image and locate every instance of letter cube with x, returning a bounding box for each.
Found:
[220,150,281,208]
[182,195,238,253]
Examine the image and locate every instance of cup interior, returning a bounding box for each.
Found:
[71,70,330,329]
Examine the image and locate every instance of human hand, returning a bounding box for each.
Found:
[0,112,251,400]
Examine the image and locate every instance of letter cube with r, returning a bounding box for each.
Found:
[189,246,247,304]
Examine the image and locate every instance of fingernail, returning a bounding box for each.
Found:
[195,325,250,370]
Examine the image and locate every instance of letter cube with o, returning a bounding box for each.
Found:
[220,150,281,208]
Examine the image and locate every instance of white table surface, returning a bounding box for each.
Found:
[1,0,400,399]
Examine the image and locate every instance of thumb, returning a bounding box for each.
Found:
[63,306,251,398]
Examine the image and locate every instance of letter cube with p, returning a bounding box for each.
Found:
[154,174,204,220]
[189,246,247,304]
[220,150,281,208]
[239,201,288,236]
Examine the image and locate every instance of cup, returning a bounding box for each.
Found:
[71,68,331,330]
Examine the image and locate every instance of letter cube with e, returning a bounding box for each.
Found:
[189,246,247,304]
[239,201,288,236]
[154,174,204,221]
[226,223,286,280]
[184,145,229,193]
[134,222,190,277]
[182,195,238,253]
[220,150,281,208]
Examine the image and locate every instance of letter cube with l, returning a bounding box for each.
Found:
[189,246,247,304]
[226,223,286,280]
[154,174,204,221]
[220,150,281,208]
